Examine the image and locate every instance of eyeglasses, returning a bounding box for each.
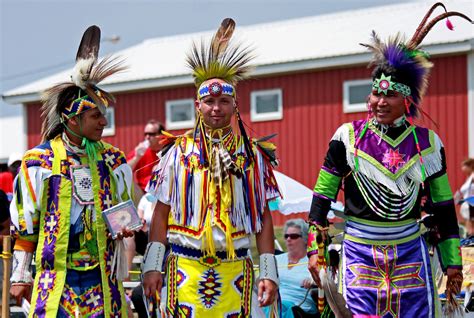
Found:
[144,132,159,137]
[284,233,302,240]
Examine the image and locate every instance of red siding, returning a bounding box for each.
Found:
[26,55,469,226]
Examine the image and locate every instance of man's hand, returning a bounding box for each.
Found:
[308,254,321,287]
[143,271,163,298]
[257,279,277,307]
[10,283,32,306]
[108,227,138,240]
[301,277,314,289]
[135,141,149,158]
[446,267,463,296]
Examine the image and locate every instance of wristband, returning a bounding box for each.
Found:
[307,222,328,257]
[10,250,33,284]
[258,253,279,286]
[142,241,166,274]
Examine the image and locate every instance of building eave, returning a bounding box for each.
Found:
[3,40,472,106]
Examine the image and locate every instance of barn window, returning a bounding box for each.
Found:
[165,98,195,130]
[343,79,372,113]
[250,89,283,122]
[103,106,115,136]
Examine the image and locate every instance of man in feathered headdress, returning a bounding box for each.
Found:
[142,18,281,317]
[306,4,472,318]
[9,25,134,317]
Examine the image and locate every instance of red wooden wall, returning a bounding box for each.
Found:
[26,54,469,225]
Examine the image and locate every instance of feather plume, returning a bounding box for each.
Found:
[443,270,465,318]
[186,18,254,87]
[75,25,101,62]
[319,268,353,318]
[361,3,472,118]
[40,25,127,141]
[211,18,235,60]
[72,25,101,89]
[89,55,127,85]
[410,11,473,49]
[71,58,96,89]
[408,2,448,48]
[361,31,432,116]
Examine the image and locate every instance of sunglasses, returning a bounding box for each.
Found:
[144,132,159,137]
[284,233,302,240]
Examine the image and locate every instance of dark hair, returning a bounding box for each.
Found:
[372,63,418,117]
[462,158,474,170]
[147,119,165,134]
[43,86,88,140]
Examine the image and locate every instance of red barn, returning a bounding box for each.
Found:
[4,2,473,226]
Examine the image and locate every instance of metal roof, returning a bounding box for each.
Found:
[3,0,473,104]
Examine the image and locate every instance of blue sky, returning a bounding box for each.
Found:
[1,0,413,109]
[0,0,413,159]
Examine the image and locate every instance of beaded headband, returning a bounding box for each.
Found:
[372,73,411,97]
[198,81,235,100]
[62,89,109,119]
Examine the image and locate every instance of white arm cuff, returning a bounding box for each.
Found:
[142,241,166,274]
[258,253,279,286]
[10,250,33,284]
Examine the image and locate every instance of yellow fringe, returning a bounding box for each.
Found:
[204,178,217,256]
[221,178,235,259]
[203,211,216,256]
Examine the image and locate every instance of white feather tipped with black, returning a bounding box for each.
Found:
[71,57,96,89]
[40,25,127,141]
[71,25,101,89]
[319,268,353,318]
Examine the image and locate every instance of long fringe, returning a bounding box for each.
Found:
[333,124,443,196]
[157,136,266,236]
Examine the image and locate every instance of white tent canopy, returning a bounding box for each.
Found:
[272,170,343,216]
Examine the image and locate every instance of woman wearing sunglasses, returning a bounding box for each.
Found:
[265,219,317,317]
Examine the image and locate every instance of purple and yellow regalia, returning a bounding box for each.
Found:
[307,4,471,318]
[308,120,460,317]
[11,136,132,317]
[10,25,131,317]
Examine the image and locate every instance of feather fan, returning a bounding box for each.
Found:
[319,268,353,318]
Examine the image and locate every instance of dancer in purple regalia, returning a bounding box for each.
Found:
[306,3,472,318]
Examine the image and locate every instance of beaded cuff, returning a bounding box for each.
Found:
[258,253,279,286]
[142,241,166,274]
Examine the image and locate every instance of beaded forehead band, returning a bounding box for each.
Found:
[198,81,235,100]
[62,89,109,120]
[372,73,411,97]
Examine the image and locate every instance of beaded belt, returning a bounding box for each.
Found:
[170,244,248,262]
[344,216,421,245]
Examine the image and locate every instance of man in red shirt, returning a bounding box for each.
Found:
[127,119,164,192]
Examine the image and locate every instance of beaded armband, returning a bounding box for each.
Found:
[142,242,166,274]
[307,222,329,257]
[10,250,33,284]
